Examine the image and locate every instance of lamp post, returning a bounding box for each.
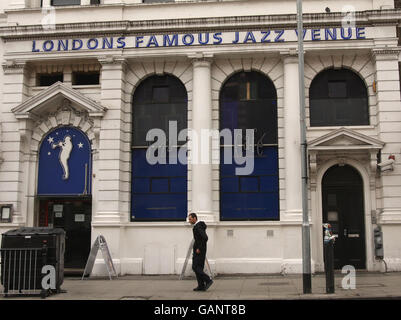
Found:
[296,0,312,294]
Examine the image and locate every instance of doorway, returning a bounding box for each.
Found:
[39,198,91,272]
[322,164,366,269]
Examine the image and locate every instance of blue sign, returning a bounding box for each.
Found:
[37,127,92,196]
[31,27,367,53]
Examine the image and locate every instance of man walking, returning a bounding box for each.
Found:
[188,212,213,291]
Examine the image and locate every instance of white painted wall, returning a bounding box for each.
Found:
[1,0,395,25]
[0,0,400,274]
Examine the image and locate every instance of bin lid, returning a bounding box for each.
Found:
[2,227,65,236]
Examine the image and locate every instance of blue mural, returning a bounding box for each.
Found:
[37,126,92,196]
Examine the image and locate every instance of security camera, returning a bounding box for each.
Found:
[377,158,394,172]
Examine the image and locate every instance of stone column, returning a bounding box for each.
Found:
[373,49,401,217]
[2,60,30,225]
[372,48,401,271]
[189,54,214,222]
[282,53,303,221]
[94,56,127,224]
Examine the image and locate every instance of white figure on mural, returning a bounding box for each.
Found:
[52,135,73,180]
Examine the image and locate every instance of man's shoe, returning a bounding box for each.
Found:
[204,280,213,291]
[193,287,205,291]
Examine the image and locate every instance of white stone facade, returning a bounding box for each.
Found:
[0,0,401,276]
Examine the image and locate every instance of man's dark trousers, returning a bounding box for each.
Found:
[192,250,211,289]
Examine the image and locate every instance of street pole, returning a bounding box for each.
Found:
[296,0,312,294]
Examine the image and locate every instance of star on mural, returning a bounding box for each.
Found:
[78,142,83,149]
[47,137,54,144]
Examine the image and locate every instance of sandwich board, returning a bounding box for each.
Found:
[179,239,213,280]
[82,235,117,280]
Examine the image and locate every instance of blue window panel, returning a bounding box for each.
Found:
[260,176,279,192]
[133,178,150,193]
[131,149,187,220]
[220,147,278,176]
[151,178,169,193]
[221,193,279,220]
[221,101,238,136]
[221,177,239,193]
[132,149,186,177]
[132,193,187,220]
[220,146,279,220]
[252,150,279,175]
[170,177,186,193]
[240,176,259,192]
[37,126,91,196]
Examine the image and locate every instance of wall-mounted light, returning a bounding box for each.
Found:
[0,205,13,223]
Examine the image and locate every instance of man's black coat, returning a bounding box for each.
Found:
[192,221,208,255]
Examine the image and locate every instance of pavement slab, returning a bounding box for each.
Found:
[0,272,400,300]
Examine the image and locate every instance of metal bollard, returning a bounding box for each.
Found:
[323,223,335,294]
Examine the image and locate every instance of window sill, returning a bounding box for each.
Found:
[72,84,101,89]
[307,125,375,131]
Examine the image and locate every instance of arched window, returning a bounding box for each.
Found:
[131,75,187,221]
[309,68,369,126]
[219,71,279,220]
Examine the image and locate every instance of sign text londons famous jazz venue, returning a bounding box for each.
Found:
[31,27,367,52]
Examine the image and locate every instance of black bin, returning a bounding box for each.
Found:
[1,227,65,294]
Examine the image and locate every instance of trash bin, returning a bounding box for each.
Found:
[1,227,65,296]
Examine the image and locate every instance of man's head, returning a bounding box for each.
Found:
[188,212,198,225]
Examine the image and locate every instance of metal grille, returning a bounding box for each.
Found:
[0,248,43,296]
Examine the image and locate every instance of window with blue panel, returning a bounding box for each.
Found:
[220,71,279,220]
[131,75,187,221]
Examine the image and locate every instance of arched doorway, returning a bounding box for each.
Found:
[322,164,366,269]
[37,126,92,271]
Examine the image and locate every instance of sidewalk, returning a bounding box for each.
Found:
[1,272,401,300]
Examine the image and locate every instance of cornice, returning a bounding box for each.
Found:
[1,9,401,40]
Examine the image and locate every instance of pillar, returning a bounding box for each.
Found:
[282,53,303,221]
[190,55,214,222]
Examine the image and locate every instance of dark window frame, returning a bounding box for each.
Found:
[50,0,81,6]
[72,71,100,86]
[309,68,369,127]
[37,72,64,87]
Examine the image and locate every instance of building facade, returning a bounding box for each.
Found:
[0,0,401,276]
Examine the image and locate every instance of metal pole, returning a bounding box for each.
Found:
[296,0,312,294]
